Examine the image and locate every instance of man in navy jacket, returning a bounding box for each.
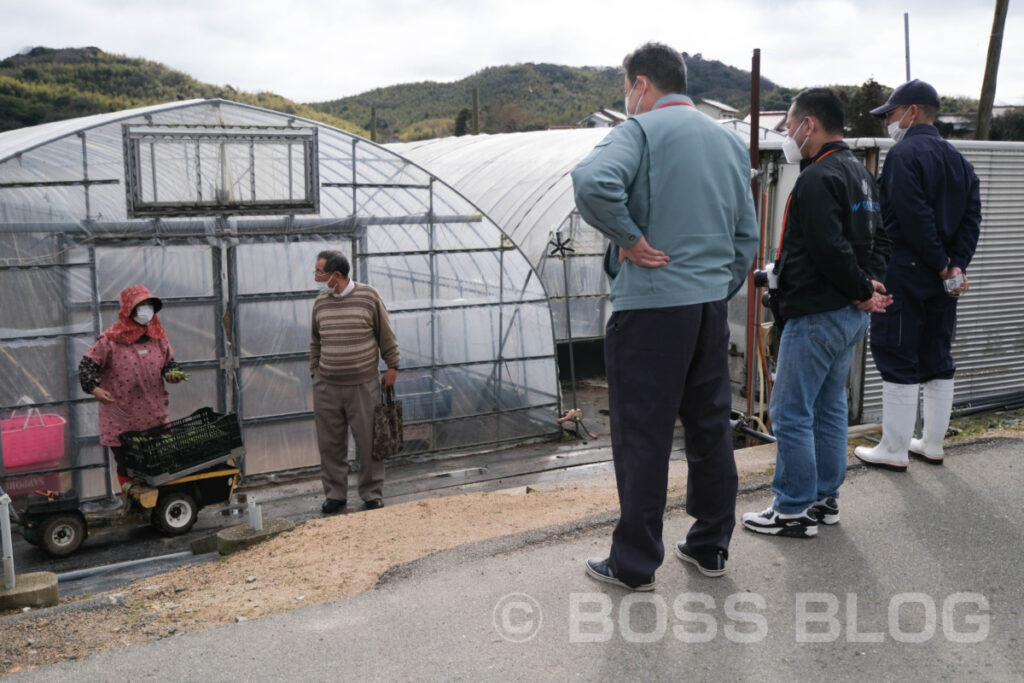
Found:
[855,79,981,470]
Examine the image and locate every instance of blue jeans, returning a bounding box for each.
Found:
[770,306,868,514]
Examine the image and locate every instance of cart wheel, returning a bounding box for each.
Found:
[152,492,198,535]
[40,514,85,557]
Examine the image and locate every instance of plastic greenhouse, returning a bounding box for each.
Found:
[393,125,771,389]
[0,99,561,501]
[392,130,613,344]
[394,123,783,347]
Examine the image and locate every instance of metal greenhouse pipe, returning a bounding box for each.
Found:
[55,550,200,583]
[2,491,16,591]
[0,213,481,236]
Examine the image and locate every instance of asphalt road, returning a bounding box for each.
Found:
[8,437,1022,682]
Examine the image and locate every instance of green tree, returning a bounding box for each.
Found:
[846,79,886,137]
[990,108,1024,141]
[454,107,471,136]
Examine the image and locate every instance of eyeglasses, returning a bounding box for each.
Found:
[314,269,328,277]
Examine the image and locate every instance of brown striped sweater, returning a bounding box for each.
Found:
[310,283,400,385]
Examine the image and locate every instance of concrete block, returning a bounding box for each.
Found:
[0,571,59,610]
[189,532,220,555]
[216,518,295,556]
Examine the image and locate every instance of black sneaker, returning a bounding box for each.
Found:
[585,558,655,591]
[811,497,839,525]
[674,543,727,577]
[742,506,818,538]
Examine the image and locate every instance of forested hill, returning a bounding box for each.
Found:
[311,54,795,140]
[1,47,792,141]
[0,47,367,135]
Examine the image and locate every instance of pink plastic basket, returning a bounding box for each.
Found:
[1,410,67,471]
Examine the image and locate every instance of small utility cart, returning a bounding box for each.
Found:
[18,408,244,557]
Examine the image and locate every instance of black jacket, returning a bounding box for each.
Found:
[777,141,891,320]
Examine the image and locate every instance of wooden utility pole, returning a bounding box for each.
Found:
[370,106,377,143]
[745,48,762,438]
[976,0,1009,140]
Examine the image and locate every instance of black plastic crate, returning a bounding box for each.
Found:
[120,408,242,478]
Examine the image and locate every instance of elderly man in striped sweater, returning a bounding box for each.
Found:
[311,250,400,514]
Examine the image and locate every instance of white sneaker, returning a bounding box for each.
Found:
[742,506,818,538]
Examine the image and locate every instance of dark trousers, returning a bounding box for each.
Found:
[605,301,737,586]
[870,251,958,384]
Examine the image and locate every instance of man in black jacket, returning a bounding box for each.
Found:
[743,88,892,538]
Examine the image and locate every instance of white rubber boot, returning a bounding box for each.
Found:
[854,382,919,471]
[909,379,954,464]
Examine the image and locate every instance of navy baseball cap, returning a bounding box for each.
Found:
[870,79,940,117]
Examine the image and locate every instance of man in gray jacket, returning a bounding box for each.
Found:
[572,42,759,589]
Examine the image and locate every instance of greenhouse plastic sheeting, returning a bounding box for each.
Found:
[392,122,774,344]
[392,130,613,342]
[0,99,560,498]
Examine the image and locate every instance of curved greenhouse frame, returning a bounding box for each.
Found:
[394,123,780,346]
[392,129,613,342]
[0,99,560,499]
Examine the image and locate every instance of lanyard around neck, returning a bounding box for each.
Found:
[655,100,695,110]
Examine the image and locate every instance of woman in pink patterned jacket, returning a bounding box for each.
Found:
[78,285,184,485]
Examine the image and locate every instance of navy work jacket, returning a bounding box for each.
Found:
[879,124,981,273]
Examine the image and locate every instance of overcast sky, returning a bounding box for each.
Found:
[2,0,1021,105]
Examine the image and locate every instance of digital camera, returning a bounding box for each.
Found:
[752,262,779,291]
[753,262,784,329]
[943,272,965,294]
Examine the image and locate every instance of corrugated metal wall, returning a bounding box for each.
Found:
[860,140,1024,421]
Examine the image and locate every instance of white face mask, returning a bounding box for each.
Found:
[624,79,641,117]
[316,272,334,294]
[887,108,912,142]
[133,304,154,326]
[782,118,807,164]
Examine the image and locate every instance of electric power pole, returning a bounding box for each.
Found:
[904,13,911,81]
[976,0,1010,140]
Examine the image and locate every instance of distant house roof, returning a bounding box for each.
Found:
[697,98,739,114]
[718,117,788,141]
[576,109,627,128]
[744,110,788,132]
[938,114,974,131]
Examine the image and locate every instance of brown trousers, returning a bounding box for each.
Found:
[312,375,383,502]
